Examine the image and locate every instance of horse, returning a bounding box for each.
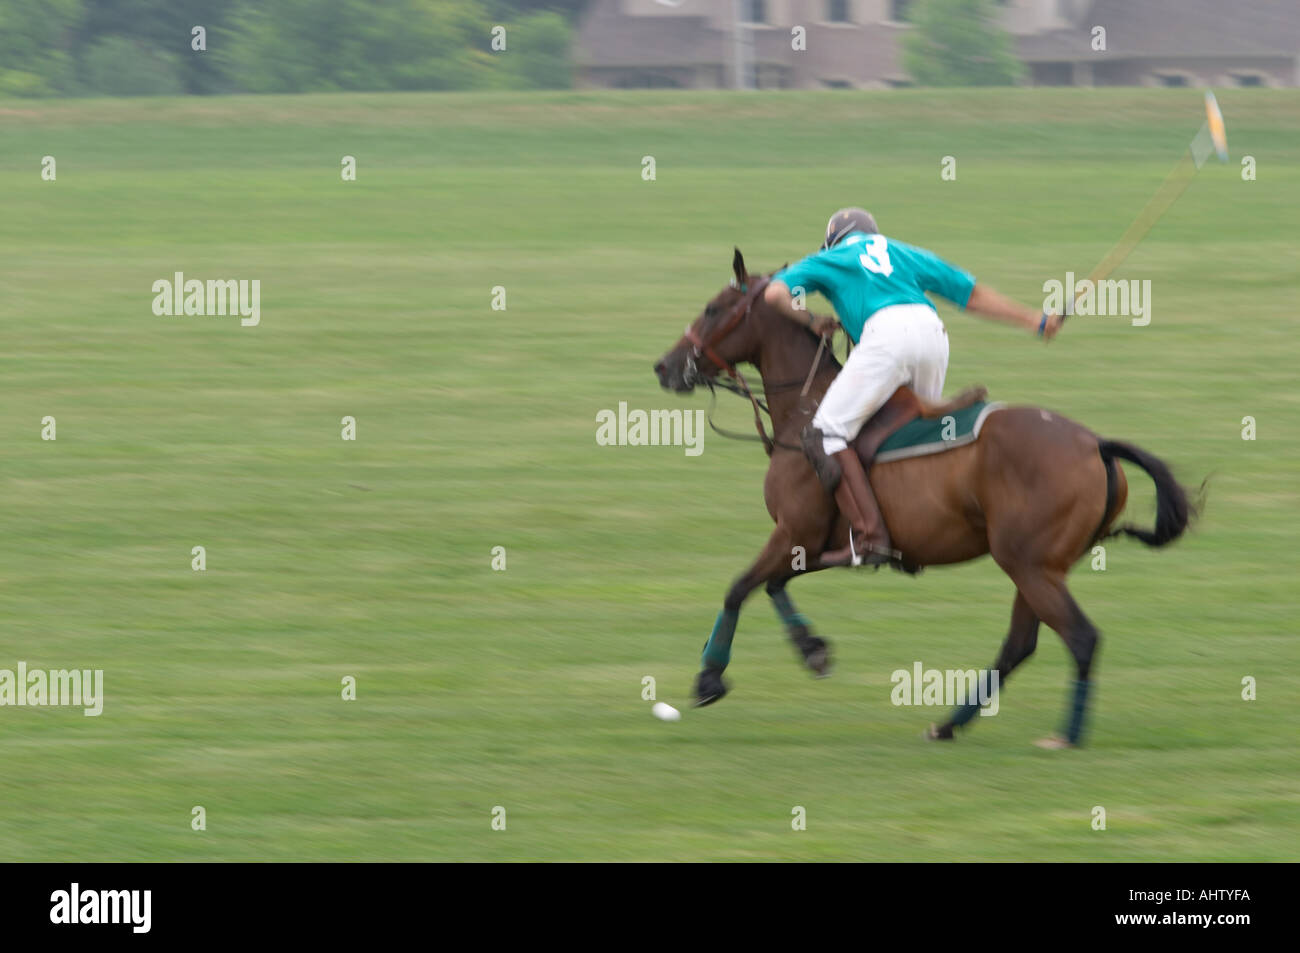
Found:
[652,249,1196,747]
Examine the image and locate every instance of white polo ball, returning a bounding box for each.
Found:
[652,702,681,722]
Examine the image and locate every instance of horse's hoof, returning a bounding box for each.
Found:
[926,723,955,741]
[801,637,833,678]
[810,656,833,679]
[693,668,729,707]
[1033,735,1076,750]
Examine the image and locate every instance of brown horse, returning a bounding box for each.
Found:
[653,249,1196,746]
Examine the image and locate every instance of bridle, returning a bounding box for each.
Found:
[682,275,828,456]
[682,276,776,453]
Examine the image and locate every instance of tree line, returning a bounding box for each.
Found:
[0,0,584,97]
[0,0,1020,98]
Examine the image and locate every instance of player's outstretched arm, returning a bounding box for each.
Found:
[965,284,1063,340]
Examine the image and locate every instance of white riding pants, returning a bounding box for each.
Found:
[813,303,950,455]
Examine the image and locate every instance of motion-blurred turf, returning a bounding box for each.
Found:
[1,89,1297,860]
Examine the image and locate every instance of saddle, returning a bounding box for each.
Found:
[852,385,993,469]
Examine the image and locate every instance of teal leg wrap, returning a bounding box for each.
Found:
[1062,679,1092,745]
[948,668,998,727]
[949,702,980,727]
[701,608,739,670]
[769,590,809,631]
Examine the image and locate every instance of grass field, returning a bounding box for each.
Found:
[2,89,1298,861]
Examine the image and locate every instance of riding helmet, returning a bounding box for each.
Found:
[822,207,879,250]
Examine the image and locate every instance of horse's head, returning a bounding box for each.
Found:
[654,248,767,394]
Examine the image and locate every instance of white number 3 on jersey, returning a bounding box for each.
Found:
[858,235,894,277]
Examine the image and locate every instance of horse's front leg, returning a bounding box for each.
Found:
[761,451,838,680]
[765,576,832,677]
[694,529,796,706]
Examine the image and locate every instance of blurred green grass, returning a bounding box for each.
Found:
[0,89,1297,860]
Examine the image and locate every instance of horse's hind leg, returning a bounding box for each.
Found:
[929,591,1039,740]
[695,528,796,707]
[1010,570,1101,747]
[765,576,832,677]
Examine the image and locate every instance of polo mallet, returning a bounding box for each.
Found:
[1062,91,1229,321]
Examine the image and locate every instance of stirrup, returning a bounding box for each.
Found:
[848,535,902,567]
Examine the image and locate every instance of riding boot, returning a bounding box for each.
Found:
[800,424,842,491]
[820,448,901,568]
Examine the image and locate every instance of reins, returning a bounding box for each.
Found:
[801,335,827,399]
[702,379,801,453]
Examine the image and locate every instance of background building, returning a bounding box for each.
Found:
[574,0,1300,90]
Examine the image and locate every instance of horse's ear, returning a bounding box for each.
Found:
[732,247,746,287]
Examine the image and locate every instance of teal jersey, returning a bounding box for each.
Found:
[774,232,976,344]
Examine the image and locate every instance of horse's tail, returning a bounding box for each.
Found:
[1098,439,1198,547]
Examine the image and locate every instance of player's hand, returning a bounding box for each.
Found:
[809,313,839,338]
[1038,312,1064,341]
